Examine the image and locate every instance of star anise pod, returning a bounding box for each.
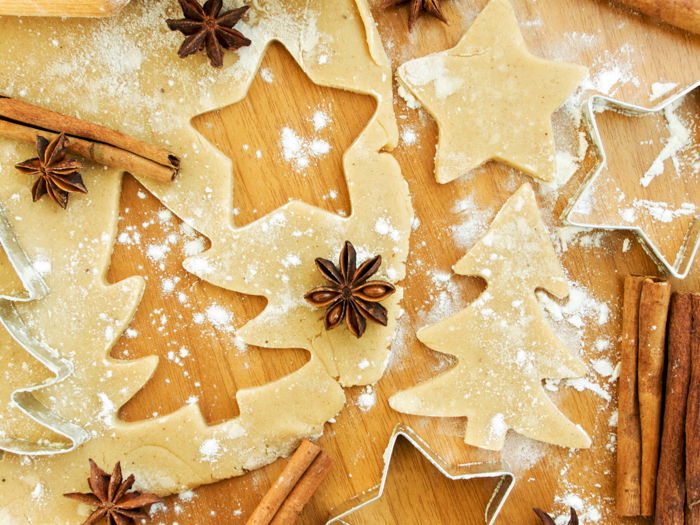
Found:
[166,0,251,68]
[381,0,448,31]
[305,240,395,338]
[64,459,162,525]
[533,507,579,525]
[15,132,86,209]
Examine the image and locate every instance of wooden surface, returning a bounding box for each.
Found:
[104,1,700,523]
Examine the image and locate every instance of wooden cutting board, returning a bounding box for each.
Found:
[105,0,700,523]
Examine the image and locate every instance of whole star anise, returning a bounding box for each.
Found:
[533,507,579,525]
[305,240,395,338]
[166,0,251,68]
[64,459,162,525]
[15,132,86,209]
[381,0,447,31]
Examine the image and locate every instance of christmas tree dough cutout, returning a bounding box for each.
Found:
[396,0,587,184]
[390,183,591,450]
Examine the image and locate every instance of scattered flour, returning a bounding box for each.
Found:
[400,126,418,146]
[146,243,169,262]
[400,55,463,99]
[630,200,696,223]
[259,66,274,83]
[555,492,603,523]
[205,304,234,331]
[417,270,466,327]
[311,110,329,131]
[639,100,692,187]
[590,358,615,378]
[31,256,51,276]
[649,81,677,101]
[199,439,221,462]
[500,432,549,475]
[449,195,494,250]
[356,385,376,412]
[397,84,421,109]
[374,217,402,242]
[279,126,331,172]
[580,44,640,96]
[538,282,614,405]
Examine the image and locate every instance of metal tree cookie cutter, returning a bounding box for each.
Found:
[562,80,700,279]
[326,424,515,524]
[0,203,90,455]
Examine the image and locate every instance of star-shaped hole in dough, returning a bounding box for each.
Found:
[193,42,376,226]
[565,83,700,278]
[326,424,513,524]
[396,0,587,184]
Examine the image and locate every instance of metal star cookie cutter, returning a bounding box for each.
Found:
[0,203,90,455]
[325,423,515,524]
[562,81,700,279]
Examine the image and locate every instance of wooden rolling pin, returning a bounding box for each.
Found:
[0,0,130,17]
[615,0,700,34]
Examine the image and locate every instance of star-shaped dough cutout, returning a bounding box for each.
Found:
[326,424,514,525]
[564,82,700,278]
[397,0,587,184]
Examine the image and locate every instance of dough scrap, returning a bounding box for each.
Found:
[389,183,591,451]
[396,0,587,184]
[0,0,411,522]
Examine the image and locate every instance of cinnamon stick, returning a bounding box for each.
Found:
[637,278,671,517]
[687,295,700,524]
[0,95,179,183]
[614,0,700,35]
[655,293,694,525]
[617,275,646,516]
[246,440,321,525]
[269,451,332,525]
[0,0,130,18]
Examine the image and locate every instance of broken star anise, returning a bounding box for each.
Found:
[533,507,579,525]
[381,0,448,31]
[166,0,251,68]
[15,132,87,209]
[305,240,395,338]
[64,459,162,525]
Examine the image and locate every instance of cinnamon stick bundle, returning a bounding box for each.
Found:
[0,95,179,183]
[687,295,700,524]
[269,451,333,525]
[617,275,646,516]
[247,439,332,525]
[655,293,694,525]
[638,279,671,517]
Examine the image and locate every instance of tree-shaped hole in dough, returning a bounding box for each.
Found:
[109,177,311,425]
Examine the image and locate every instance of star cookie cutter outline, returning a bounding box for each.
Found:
[325,423,515,524]
[562,81,700,279]
[0,203,90,455]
